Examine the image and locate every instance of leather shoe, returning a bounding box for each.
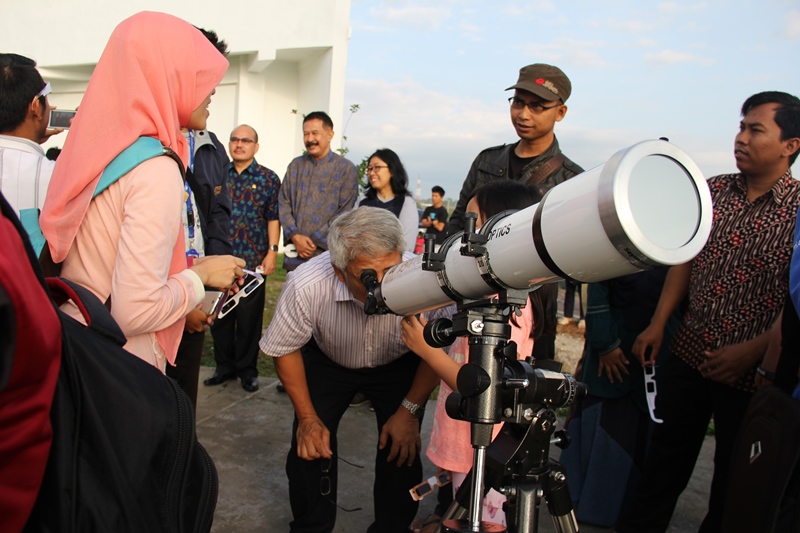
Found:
[241,376,259,392]
[203,371,235,387]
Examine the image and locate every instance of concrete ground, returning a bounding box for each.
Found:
[196,367,714,533]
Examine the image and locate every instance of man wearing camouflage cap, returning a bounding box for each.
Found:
[448,63,584,360]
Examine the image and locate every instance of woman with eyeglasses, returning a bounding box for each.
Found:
[40,12,245,372]
[354,148,418,252]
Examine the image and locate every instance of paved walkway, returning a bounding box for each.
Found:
[195,367,714,532]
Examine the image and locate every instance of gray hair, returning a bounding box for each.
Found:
[328,207,405,270]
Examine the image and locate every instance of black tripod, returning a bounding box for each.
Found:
[424,294,584,533]
[361,215,586,532]
[419,215,585,533]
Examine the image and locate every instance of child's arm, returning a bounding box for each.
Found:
[401,315,460,390]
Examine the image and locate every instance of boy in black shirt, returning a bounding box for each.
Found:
[421,186,448,246]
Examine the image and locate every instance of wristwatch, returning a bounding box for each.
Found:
[401,397,425,418]
[269,244,279,252]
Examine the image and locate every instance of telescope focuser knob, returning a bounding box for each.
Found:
[456,363,492,398]
[552,429,571,450]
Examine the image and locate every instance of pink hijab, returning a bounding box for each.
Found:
[40,11,229,361]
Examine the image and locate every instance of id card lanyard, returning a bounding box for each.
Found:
[185,131,200,265]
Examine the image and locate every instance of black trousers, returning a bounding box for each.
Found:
[209,282,264,380]
[616,356,752,533]
[166,329,204,410]
[286,340,422,533]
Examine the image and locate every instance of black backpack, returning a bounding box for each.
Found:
[0,192,218,533]
[722,384,800,533]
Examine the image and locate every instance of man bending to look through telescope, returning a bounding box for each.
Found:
[259,207,450,533]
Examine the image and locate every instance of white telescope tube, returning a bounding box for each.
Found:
[378,139,713,316]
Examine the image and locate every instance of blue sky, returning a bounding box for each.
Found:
[342,0,800,200]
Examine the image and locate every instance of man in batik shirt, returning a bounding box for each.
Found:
[278,111,358,272]
[206,124,280,393]
[618,91,800,533]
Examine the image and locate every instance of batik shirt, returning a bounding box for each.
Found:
[278,151,358,271]
[228,159,280,269]
[671,170,800,392]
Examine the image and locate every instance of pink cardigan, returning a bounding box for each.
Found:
[60,157,203,371]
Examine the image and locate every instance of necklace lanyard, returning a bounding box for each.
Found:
[185,131,199,264]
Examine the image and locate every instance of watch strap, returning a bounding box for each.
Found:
[401,397,425,418]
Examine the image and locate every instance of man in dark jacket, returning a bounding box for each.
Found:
[167,126,233,409]
[449,63,583,359]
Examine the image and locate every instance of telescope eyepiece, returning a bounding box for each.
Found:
[361,269,387,315]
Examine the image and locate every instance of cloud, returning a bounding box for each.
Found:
[637,38,657,47]
[588,18,655,34]
[644,49,713,66]
[784,11,800,38]
[343,77,512,195]
[367,3,452,30]
[523,39,610,68]
[502,0,556,16]
[658,1,708,14]
[457,21,483,42]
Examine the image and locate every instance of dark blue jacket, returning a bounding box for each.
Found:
[186,130,233,256]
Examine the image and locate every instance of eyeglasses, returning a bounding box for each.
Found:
[216,269,264,319]
[644,364,663,424]
[508,96,561,113]
[366,165,388,174]
[33,82,51,104]
[229,137,255,145]
[320,454,364,513]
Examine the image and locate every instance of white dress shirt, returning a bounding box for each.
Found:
[0,134,55,216]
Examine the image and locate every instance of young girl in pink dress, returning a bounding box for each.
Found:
[401,180,539,529]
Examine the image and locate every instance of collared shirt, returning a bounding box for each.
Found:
[278,150,359,270]
[0,134,55,215]
[672,170,800,392]
[259,251,451,369]
[228,159,280,269]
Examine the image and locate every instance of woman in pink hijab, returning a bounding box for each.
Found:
[40,12,245,371]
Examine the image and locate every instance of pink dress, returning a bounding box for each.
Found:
[60,157,203,371]
[426,304,534,473]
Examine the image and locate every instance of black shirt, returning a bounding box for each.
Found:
[422,205,449,244]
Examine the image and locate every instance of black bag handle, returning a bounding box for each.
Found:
[46,278,127,347]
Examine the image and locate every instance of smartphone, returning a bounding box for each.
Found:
[48,109,77,129]
[201,290,226,316]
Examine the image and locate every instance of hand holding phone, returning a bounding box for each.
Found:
[48,109,77,129]
[201,290,227,316]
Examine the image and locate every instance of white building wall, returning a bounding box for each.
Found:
[0,0,352,182]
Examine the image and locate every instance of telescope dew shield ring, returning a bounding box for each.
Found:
[596,139,712,269]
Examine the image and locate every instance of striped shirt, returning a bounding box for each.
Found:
[672,170,800,392]
[259,251,451,369]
